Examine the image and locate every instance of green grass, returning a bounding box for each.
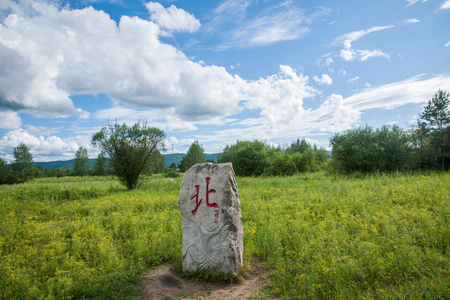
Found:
[0,172,449,299]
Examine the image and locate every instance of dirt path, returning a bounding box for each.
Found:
[139,264,275,299]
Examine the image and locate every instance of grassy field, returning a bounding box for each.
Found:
[0,172,449,299]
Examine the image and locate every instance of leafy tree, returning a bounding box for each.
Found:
[11,143,35,183]
[375,125,408,172]
[148,150,166,174]
[0,158,13,184]
[286,138,312,154]
[74,147,89,176]
[406,124,438,170]
[330,126,410,173]
[330,126,375,173]
[418,90,450,171]
[178,141,206,172]
[218,140,271,176]
[271,152,297,176]
[92,151,109,176]
[92,120,165,190]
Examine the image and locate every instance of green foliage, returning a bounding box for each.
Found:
[1,173,448,299]
[0,157,13,184]
[92,120,166,190]
[74,146,89,176]
[330,125,412,173]
[418,89,450,171]
[419,90,450,132]
[11,143,35,183]
[0,176,181,299]
[164,168,180,178]
[93,151,109,176]
[241,172,449,299]
[285,138,312,154]
[148,150,166,174]
[218,140,271,176]
[178,141,206,172]
[271,152,297,176]
[218,139,329,176]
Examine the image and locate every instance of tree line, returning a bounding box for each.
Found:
[1,90,448,188]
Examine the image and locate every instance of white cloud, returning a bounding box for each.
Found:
[445,40,450,47]
[168,136,196,148]
[441,0,450,9]
[313,74,333,85]
[333,25,394,49]
[193,74,450,149]
[209,0,330,49]
[316,94,361,132]
[317,53,334,66]
[345,74,450,110]
[243,65,316,126]
[340,48,389,61]
[406,0,429,6]
[340,48,357,61]
[25,125,58,136]
[333,20,416,62]
[325,57,334,66]
[146,2,200,33]
[347,76,359,83]
[0,2,323,135]
[400,19,421,24]
[358,49,390,61]
[0,111,21,129]
[0,128,81,162]
[0,2,244,123]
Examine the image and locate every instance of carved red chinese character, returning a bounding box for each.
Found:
[190,177,218,216]
[205,177,218,208]
[190,185,202,216]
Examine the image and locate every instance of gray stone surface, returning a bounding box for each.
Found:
[179,162,243,274]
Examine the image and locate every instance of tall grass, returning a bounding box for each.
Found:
[240,172,449,299]
[0,172,449,299]
[0,175,182,299]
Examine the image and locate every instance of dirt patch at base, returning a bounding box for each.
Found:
[139,263,275,300]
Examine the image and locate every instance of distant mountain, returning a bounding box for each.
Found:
[34,154,219,170]
[34,159,97,170]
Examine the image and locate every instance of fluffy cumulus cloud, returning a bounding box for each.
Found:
[0,128,81,162]
[315,94,361,132]
[441,0,450,10]
[243,65,316,126]
[0,1,248,125]
[0,0,321,130]
[0,0,327,128]
[146,2,200,33]
[194,73,450,146]
[0,111,21,129]
[166,136,195,152]
[313,74,333,85]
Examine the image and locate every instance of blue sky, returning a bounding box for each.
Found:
[0,0,449,162]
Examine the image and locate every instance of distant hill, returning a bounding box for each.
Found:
[35,154,219,170]
[34,159,97,170]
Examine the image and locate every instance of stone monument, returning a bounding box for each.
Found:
[179,162,243,275]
